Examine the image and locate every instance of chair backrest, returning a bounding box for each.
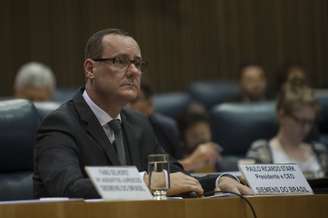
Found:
[188,80,240,108]
[153,92,192,119]
[0,99,40,200]
[315,89,328,134]
[210,101,278,156]
[53,87,77,103]
[34,101,60,120]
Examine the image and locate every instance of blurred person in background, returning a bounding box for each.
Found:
[236,63,268,102]
[177,111,222,172]
[275,62,320,142]
[246,73,328,178]
[274,62,308,94]
[14,62,56,101]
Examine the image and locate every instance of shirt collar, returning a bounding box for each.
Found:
[82,90,121,126]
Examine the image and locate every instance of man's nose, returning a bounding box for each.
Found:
[126,63,142,77]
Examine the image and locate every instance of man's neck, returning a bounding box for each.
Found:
[85,88,123,118]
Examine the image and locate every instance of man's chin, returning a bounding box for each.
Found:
[119,91,138,102]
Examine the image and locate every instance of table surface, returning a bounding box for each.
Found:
[0,194,327,218]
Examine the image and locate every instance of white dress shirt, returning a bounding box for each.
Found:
[82,90,146,177]
[82,90,121,144]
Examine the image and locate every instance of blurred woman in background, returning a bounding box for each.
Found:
[247,73,328,178]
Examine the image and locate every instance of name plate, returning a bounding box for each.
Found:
[85,166,153,200]
[239,164,313,195]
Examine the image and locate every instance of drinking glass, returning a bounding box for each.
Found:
[148,154,170,200]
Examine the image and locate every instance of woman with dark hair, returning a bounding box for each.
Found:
[177,111,222,172]
[247,73,328,178]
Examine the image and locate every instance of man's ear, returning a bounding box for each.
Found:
[84,59,95,79]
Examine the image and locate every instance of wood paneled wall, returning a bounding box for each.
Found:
[1,0,327,95]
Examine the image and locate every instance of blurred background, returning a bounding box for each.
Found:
[1,0,327,95]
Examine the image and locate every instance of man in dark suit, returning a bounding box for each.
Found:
[34,28,252,198]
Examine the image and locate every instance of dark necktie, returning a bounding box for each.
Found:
[108,119,126,165]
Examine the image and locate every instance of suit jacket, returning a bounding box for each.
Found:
[34,89,184,198]
[33,89,217,198]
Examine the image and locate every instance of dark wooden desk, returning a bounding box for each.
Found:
[0,194,327,218]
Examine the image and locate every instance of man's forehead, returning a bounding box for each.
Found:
[102,34,141,56]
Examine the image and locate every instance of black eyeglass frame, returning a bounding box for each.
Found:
[92,56,148,71]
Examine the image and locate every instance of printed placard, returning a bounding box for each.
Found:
[239,163,313,195]
[85,166,153,200]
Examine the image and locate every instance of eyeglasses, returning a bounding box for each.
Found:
[92,55,148,72]
[289,113,316,127]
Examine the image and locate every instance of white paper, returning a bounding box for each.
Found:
[240,163,313,195]
[85,166,153,201]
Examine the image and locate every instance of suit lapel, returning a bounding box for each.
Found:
[121,110,142,168]
[73,90,120,165]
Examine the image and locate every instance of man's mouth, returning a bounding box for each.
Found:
[121,82,137,88]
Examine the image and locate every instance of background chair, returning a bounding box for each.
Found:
[0,99,40,200]
[314,89,328,148]
[315,89,328,135]
[53,87,77,103]
[210,101,278,156]
[153,92,192,119]
[188,80,240,109]
[34,101,60,120]
[210,101,278,170]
